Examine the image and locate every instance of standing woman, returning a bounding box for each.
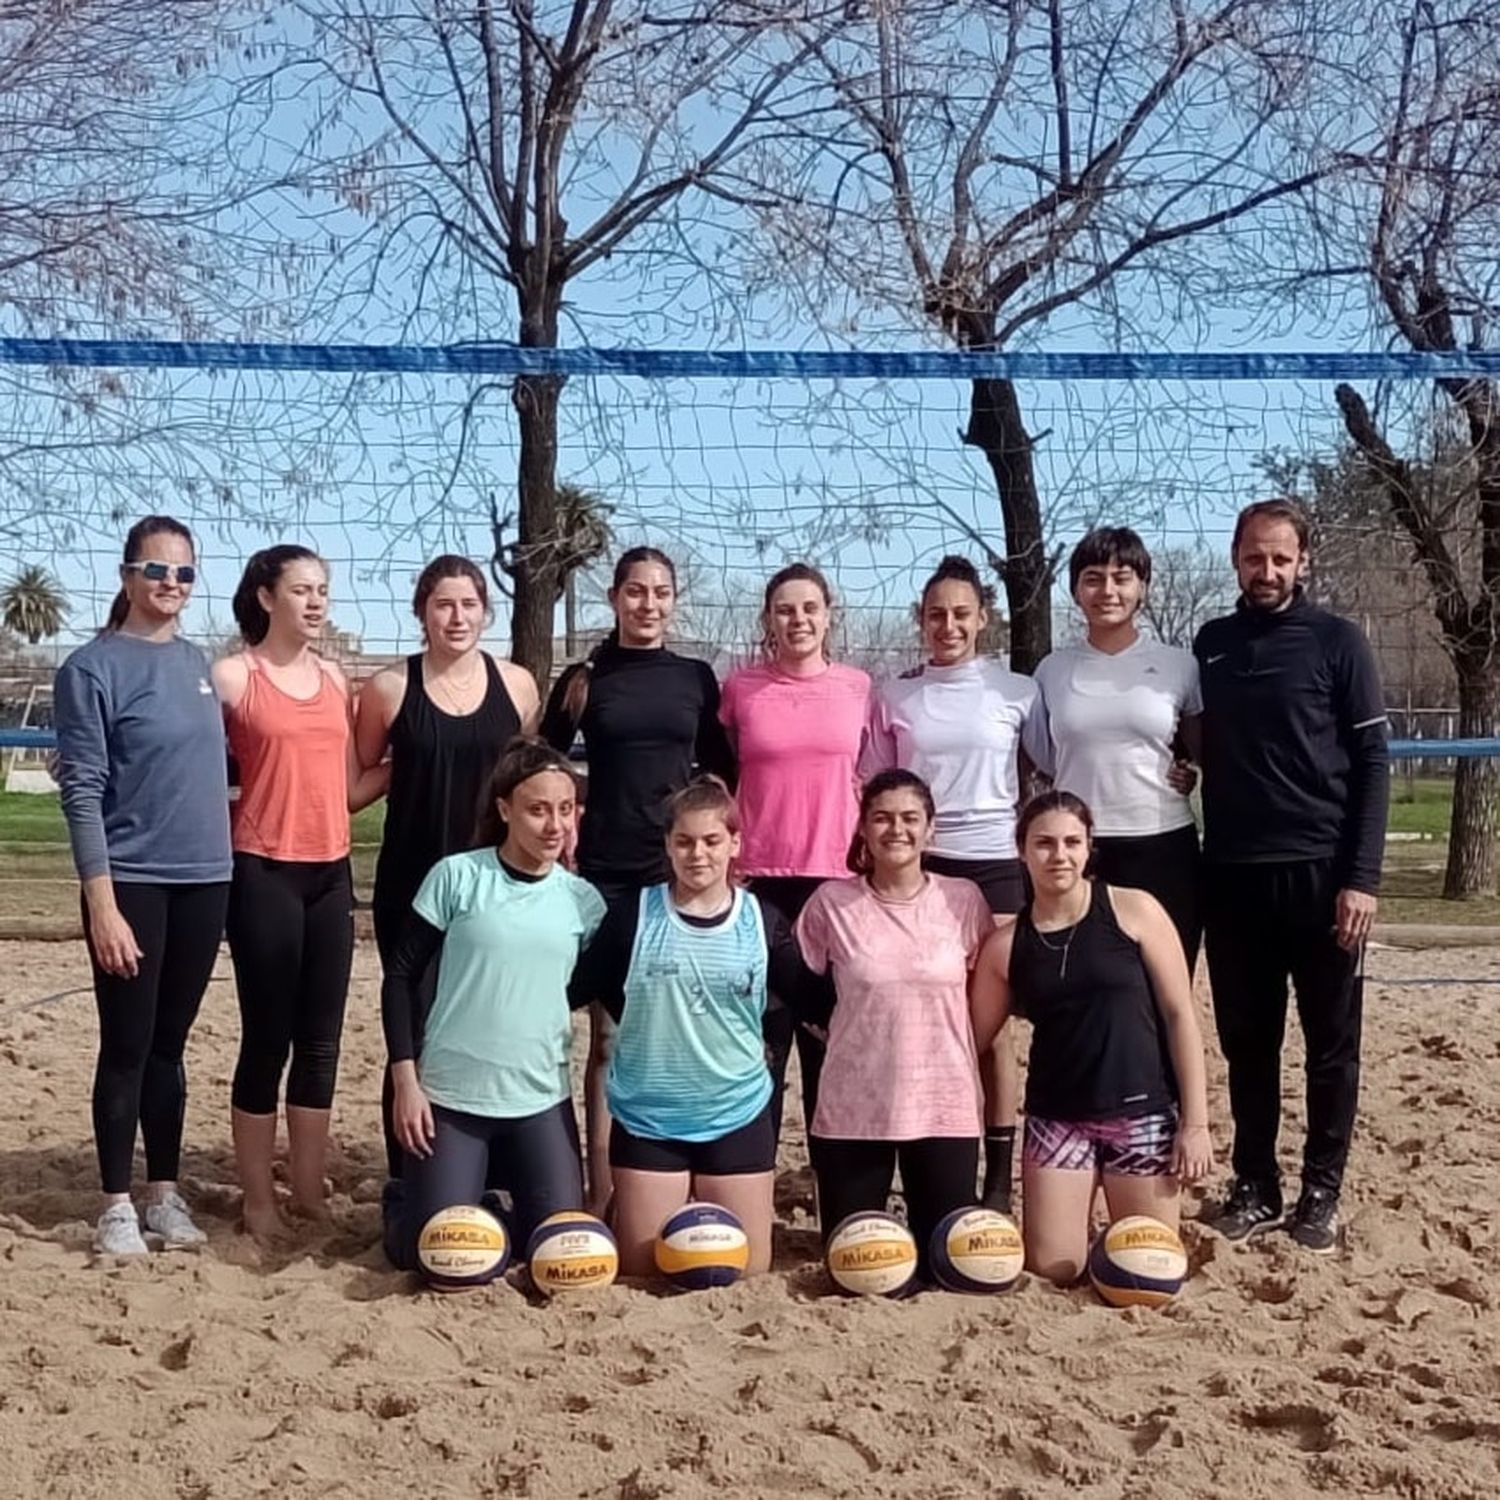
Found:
[861,556,1050,1212]
[354,555,539,1180]
[55,517,232,1256]
[1033,529,1204,968]
[540,547,736,1212]
[571,778,804,1278]
[971,792,1213,1284]
[796,770,997,1277]
[382,740,605,1266]
[718,563,868,1143]
[214,546,384,1238]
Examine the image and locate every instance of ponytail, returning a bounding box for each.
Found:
[102,590,130,634]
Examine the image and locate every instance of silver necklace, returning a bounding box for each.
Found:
[1031,892,1091,980]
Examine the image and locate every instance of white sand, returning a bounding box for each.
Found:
[1,939,1496,1498]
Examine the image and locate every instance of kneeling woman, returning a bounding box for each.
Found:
[971,791,1213,1284]
[572,779,802,1278]
[796,770,997,1274]
[381,740,605,1266]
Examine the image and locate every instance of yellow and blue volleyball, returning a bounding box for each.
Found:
[1088,1215,1188,1309]
[654,1202,750,1290]
[416,1203,511,1291]
[929,1206,1024,1295]
[525,1212,619,1295]
[826,1211,919,1298]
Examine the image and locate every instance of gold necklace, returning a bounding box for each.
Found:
[428,655,483,712]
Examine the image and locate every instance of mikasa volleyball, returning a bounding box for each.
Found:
[1088,1215,1189,1308]
[416,1204,511,1291]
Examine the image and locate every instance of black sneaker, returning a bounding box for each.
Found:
[1287,1188,1340,1255]
[1210,1179,1285,1242]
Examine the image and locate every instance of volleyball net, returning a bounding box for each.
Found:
[1,338,1497,764]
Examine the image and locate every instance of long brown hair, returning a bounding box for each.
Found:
[103,516,196,633]
[472,737,581,848]
[557,546,677,731]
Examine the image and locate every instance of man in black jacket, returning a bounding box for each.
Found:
[1195,498,1389,1254]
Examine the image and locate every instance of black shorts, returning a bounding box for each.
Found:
[608,1101,776,1176]
[922,854,1027,915]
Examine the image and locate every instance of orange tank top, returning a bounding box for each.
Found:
[227,656,350,861]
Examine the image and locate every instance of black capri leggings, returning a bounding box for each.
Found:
[389,1099,584,1270]
[812,1136,980,1277]
[752,876,827,1146]
[227,853,354,1114]
[85,881,229,1196]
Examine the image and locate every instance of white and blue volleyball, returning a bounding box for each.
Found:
[526,1211,619,1295]
[416,1203,511,1291]
[655,1202,750,1290]
[929,1207,1025,1295]
[1088,1215,1188,1309]
[825,1210,919,1298]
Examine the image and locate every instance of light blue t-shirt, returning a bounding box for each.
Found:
[414,849,605,1119]
[607,885,773,1142]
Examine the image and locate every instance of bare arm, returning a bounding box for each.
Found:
[494,656,541,735]
[326,660,389,813]
[969,921,1017,1057]
[1112,886,1213,1182]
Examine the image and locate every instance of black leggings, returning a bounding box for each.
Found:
[227,854,354,1114]
[390,1099,584,1269]
[752,876,827,1145]
[813,1136,979,1276]
[84,881,229,1195]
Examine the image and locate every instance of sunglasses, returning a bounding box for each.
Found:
[123,561,197,585]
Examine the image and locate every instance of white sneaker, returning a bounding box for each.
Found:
[144,1191,207,1248]
[95,1202,149,1257]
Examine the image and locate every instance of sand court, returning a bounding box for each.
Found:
[0,937,1496,1498]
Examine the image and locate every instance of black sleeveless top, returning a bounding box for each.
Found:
[372,654,521,918]
[1010,883,1177,1121]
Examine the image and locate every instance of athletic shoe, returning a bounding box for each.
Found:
[1286,1188,1340,1255]
[1209,1179,1285,1242]
[95,1202,149,1257]
[144,1191,207,1248]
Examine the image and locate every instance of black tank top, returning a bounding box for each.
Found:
[373,654,521,911]
[1010,883,1177,1121]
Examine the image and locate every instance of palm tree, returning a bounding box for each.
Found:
[0,566,69,645]
[554,485,613,660]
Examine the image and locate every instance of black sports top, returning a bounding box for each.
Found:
[1009,883,1177,1122]
[373,654,522,922]
[1194,591,1389,892]
[540,641,736,885]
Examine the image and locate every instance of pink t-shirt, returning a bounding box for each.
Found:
[719,661,870,878]
[797,873,994,1140]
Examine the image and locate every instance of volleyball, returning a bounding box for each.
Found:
[654,1202,750,1290]
[525,1212,619,1295]
[928,1206,1025,1295]
[825,1211,919,1298]
[1087,1215,1189,1309]
[415,1203,511,1291]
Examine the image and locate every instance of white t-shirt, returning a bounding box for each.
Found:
[861,659,1049,860]
[1033,635,1202,837]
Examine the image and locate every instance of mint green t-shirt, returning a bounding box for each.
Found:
[414,849,606,1119]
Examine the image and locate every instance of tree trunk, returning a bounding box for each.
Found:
[510,370,564,683]
[1443,661,1500,898]
[962,377,1053,673]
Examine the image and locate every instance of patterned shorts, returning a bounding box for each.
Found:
[1023,1109,1178,1177]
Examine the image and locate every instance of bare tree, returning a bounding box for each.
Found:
[1141,543,1235,650]
[752,0,1346,669]
[281,0,843,680]
[1315,1,1500,895]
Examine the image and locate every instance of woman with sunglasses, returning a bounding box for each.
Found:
[55,516,232,1257]
[214,546,386,1239]
[354,555,538,1186]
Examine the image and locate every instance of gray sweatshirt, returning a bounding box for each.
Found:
[54,632,232,884]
